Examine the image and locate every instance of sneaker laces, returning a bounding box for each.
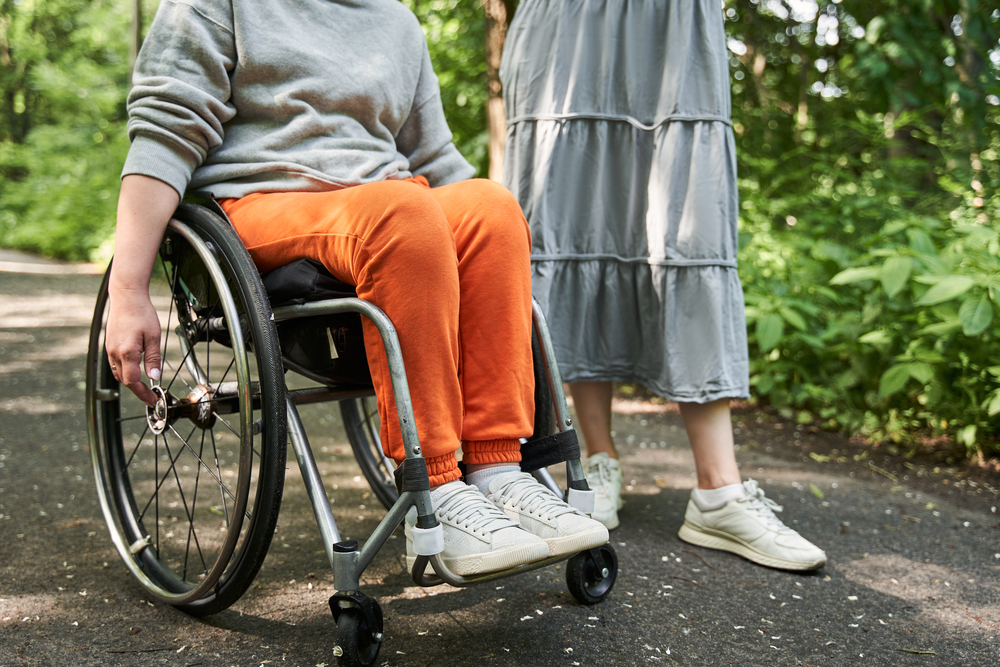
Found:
[585,457,613,488]
[736,479,789,531]
[434,483,519,538]
[495,474,578,518]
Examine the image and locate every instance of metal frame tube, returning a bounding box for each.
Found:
[531,301,587,485]
[274,298,435,519]
[286,397,341,566]
[276,298,439,591]
[531,300,572,433]
[275,301,417,455]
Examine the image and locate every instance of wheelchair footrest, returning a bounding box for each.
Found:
[410,524,444,556]
[519,429,581,473]
[567,487,596,515]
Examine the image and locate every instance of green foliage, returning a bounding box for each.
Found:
[728,0,1000,457]
[0,0,134,261]
[401,0,490,177]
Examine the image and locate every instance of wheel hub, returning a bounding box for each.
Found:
[146,385,170,434]
[184,384,217,429]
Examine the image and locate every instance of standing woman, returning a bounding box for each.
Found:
[501,0,826,570]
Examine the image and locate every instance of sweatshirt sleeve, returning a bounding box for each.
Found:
[121,0,237,198]
[395,44,476,187]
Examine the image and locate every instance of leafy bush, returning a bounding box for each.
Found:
[738,111,1000,458]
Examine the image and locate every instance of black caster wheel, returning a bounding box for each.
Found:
[332,593,384,667]
[567,544,618,605]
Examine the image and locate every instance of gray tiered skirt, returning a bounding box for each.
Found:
[501,0,749,402]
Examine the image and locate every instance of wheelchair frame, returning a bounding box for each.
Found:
[86,202,617,666]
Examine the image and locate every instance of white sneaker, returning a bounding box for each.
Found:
[405,481,549,576]
[584,453,624,530]
[677,479,827,571]
[486,472,609,557]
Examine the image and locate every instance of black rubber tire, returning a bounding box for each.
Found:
[87,203,286,616]
[566,544,619,605]
[336,601,384,667]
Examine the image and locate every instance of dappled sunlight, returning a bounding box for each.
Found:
[0,294,100,329]
[0,293,172,330]
[611,398,677,415]
[837,554,1000,637]
[0,395,75,415]
[0,593,79,625]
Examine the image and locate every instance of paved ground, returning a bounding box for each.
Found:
[1,264,999,667]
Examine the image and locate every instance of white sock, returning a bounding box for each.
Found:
[691,482,747,511]
[465,465,520,492]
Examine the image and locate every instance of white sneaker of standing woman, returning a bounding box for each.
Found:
[678,479,826,571]
[583,453,624,529]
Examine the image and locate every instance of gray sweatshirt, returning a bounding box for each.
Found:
[122,0,475,199]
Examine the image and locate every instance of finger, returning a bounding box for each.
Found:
[118,352,149,397]
[143,331,163,384]
[127,379,158,407]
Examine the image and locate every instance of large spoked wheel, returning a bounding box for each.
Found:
[335,598,384,667]
[566,544,618,605]
[340,396,397,510]
[86,204,287,616]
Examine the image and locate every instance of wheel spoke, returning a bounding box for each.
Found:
[215,357,236,390]
[164,343,197,394]
[136,424,197,522]
[209,426,232,529]
[162,263,178,377]
[116,414,149,423]
[159,428,209,576]
[165,423,242,507]
[183,428,208,580]
[154,433,160,555]
[210,412,262,470]
[123,422,152,471]
[213,412,240,439]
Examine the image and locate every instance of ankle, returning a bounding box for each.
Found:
[691,483,746,511]
[465,464,520,492]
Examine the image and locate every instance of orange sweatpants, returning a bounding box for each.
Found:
[220,177,534,486]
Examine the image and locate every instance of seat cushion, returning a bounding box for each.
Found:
[260,259,372,386]
[260,258,356,306]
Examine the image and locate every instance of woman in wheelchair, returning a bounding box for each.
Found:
[104,0,608,578]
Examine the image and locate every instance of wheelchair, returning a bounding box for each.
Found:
[84,199,618,666]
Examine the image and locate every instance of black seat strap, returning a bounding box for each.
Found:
[519,429,581,473]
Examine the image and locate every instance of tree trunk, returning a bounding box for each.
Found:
[128,0,142,89]
[1,3,13,143]
[483,0,514,182]
[795,44,809,145]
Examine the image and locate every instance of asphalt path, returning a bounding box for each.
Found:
[1,262,998,667]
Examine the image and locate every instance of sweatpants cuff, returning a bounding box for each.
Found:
[425,453,462,487]
[461,438,522,466]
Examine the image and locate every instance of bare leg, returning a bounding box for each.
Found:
[568,381,619,459]
[678,398,741,490]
